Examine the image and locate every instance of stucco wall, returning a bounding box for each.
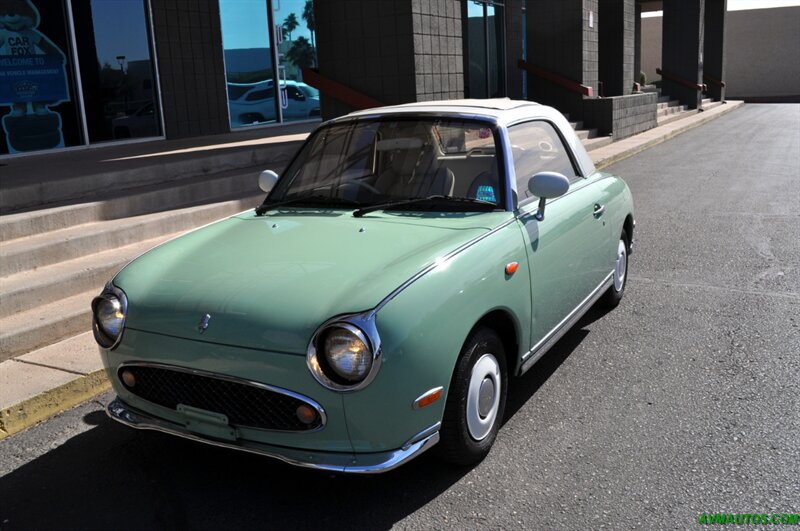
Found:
[641,7,800,100]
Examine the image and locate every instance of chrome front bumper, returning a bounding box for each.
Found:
[106,397,439,474]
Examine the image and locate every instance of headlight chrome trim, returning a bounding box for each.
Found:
[307,312,382,393]
[91,283,128,350]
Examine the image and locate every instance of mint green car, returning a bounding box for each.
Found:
[93,99,634,473]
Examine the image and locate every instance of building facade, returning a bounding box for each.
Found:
[0,0,727,158]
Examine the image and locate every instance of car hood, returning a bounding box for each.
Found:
[114,209,509,354]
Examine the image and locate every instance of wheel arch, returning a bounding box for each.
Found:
[623,213,634,253]
[470,308,521,378]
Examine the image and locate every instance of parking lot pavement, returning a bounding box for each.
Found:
[1,104,798,530]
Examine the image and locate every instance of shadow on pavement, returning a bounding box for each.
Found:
[0,308,602,530]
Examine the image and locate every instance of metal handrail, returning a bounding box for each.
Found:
[518,60,593,97]
[301,68,384,110]
[657,68,707,92]
[703,73,726,88]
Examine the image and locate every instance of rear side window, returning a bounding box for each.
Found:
[508,121,581,202]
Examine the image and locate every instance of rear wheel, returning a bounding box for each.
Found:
[602,229,629,307]
[438,327,507,466]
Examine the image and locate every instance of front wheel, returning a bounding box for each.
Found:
[437,327,507,466]
[602,229,629,307]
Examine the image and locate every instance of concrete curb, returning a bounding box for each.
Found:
[1,369,110,440]
[0,101,745,440]
[591,100,745,169]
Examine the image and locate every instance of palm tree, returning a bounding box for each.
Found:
[302,0,316,50]
[286,36,316,70]
[283,13,299,41]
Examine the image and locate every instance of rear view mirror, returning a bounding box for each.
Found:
[528,172,570,221]
[258,170,279,193]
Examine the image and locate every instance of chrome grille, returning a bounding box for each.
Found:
[119,365,323,432]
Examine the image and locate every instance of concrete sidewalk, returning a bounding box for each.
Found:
[0,100,744,440]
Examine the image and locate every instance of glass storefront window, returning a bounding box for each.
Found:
[467,2,487,98]
[72,0,161,142]
[219,0,277,128]
[1,0,83,154]
[272,0,319,122]
[465,1,505,99]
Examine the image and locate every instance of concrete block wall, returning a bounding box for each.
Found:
[150,0,230,138]
[412,0,464,101]
[582,0,600,95]
[583,92,657,140]
[526,0,598,118]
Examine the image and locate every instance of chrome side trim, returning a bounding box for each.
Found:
[118,362,327,432]
[107,397,438,474]
[402,421,441,451]
[520,271,614,375]
[370,216,518,316]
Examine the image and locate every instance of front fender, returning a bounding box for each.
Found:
[341,219,532,452]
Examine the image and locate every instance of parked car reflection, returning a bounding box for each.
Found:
[227,80,320,127]
[111,102,160,139]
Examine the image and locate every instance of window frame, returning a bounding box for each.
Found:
[506,119,585,208]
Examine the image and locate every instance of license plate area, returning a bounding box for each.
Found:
[177,403,238,442]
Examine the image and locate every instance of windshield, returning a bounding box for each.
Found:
[266,118,504,212]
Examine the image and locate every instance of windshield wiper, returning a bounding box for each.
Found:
[352,195,497,218]
[255,194,361,216]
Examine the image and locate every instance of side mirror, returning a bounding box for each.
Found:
[258,170,279,193]
[293,92,306,101]
[528,172,570,221]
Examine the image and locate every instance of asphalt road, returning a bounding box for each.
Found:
[1,104,798,530]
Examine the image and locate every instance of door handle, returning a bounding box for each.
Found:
[593,204,605,217]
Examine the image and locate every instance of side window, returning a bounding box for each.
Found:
[508,121,581,202]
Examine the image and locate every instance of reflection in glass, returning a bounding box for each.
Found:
[72,0,160,142]
[466,1,506,99]
[273,0,319,122]
[467,1,487,98]
[487,4,505,98]
[220,0,277,128]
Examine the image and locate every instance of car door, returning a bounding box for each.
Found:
[508,121,611,354]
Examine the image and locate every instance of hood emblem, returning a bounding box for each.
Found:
[197,313,211,334]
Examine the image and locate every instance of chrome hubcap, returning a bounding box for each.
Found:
[614,239,627,292]
[478,377,495,417]
[467,353,501,441]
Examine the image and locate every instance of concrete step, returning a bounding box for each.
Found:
[0,289,97,362]
[575,128,598,141]
[657,100,682,110]
[569,121,584,130]
[0,195,261,277]
[0,128,309,214]
[1,166,264,241]
[701,98,713,105]
[0,233,177,319]
[703,101,724,111]
[657,108,697,126]
[582,135,614,151]
[657,104,688,118]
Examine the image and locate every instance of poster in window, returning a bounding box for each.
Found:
[0,0,70,153]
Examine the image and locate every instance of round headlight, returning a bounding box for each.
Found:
[92,286,127,348]
[322,326,373,383]
[97,297,124,337]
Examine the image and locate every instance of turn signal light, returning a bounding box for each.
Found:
[121,369,136,388]
[414,387,443,409]
[505,262,519,275]
[296,405,317,425]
